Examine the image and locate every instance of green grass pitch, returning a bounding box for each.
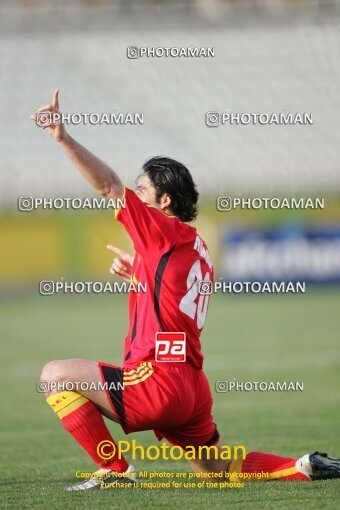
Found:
[0,290,339,509]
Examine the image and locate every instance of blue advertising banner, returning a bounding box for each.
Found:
[221,225,340,284]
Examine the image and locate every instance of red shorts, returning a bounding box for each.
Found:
[98,360,219,448]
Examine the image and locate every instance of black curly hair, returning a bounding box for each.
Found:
[140,156,199,222]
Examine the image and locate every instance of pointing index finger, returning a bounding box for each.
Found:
[106,244,127,258]
[53,89,59,109]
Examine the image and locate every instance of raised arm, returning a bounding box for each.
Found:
[30,90,124,200]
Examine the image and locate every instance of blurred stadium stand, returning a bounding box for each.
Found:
[1,0,340,17]
[0,0,340,206]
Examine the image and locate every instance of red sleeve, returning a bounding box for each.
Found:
[116,187,180,255]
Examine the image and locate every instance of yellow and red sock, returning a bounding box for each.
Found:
[229,451,310,481]
[47,391,128,472]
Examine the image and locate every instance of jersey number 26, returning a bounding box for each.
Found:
[179,260,210,329]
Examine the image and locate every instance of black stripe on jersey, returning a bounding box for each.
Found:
[131,305,137,341]
[204,424,220,446]
[125,305,138,362]
[100,365,126,428]
[154,246,175,331]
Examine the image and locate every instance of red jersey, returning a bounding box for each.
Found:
[116,187,213,370]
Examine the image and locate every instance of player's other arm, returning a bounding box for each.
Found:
[30,90,124,201]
